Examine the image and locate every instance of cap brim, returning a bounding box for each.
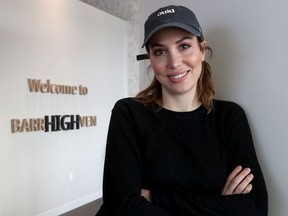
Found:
[142,22,202,48]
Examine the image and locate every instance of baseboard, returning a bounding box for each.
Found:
[36,191,102,216]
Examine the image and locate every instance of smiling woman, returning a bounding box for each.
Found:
[96,5,268,216]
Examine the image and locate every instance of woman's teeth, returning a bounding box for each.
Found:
[168,71,189,79]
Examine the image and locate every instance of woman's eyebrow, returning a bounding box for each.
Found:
[150,36,194,48]
[150,43,164,48]
[175,36,193,44]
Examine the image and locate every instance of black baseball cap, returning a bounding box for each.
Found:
[142,5,204,48]
[137,5,204,61]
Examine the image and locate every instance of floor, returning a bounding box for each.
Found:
[60,198,102,216]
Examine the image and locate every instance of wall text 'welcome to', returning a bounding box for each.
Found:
[27,79,88,95]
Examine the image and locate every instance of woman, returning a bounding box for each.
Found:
[96,5,268,216]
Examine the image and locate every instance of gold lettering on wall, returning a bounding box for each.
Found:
[10,79,96,133]
[80,116,97,127]
[11,115,97,133]
[27,79,88,95]
[11,118,45,133]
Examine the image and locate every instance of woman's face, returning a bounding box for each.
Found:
[149,27,206,98]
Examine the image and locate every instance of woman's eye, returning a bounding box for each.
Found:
[153,49,165,56]
[180,44,191,50]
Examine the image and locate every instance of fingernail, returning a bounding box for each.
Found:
[245,168,251,173]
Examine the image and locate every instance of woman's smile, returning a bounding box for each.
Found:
[167,70,190,81]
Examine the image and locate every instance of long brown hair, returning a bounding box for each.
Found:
[136,38,215,112]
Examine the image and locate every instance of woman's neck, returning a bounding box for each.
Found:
[161,92,201,112]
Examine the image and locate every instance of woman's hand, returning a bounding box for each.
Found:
[221,165,254,195]
[141,189,152,202]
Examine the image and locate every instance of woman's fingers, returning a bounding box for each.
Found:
[141,189,152,202]
[233,173,254,194]
[222,165,242,195]
[242,183,253,194]
[222,166,254,195]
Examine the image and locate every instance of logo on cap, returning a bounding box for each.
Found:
[157,8,175,17]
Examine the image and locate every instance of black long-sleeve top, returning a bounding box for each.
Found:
[96,98,268,216]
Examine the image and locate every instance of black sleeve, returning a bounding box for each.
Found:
[98,101,171,216]
[153,108,268,216]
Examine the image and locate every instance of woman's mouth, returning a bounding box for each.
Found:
[167,70,190,79]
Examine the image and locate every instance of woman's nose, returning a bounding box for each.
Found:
[167,50,182,69]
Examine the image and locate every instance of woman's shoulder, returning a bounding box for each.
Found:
[113,97,151,113]
[211,99,249,127]
[114,97,144,108]
[212,99,245,115]
[112,98,156,126]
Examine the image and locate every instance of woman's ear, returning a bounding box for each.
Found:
[200,40,207,50]
[200,40,207,61]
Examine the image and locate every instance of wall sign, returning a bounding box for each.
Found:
[10,79,97,133]
[27,79,88,95]
[11,115,97,133]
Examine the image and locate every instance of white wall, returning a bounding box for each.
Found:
[139,0,288,215]
[0,0,127,215]
[80,0,141,96]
